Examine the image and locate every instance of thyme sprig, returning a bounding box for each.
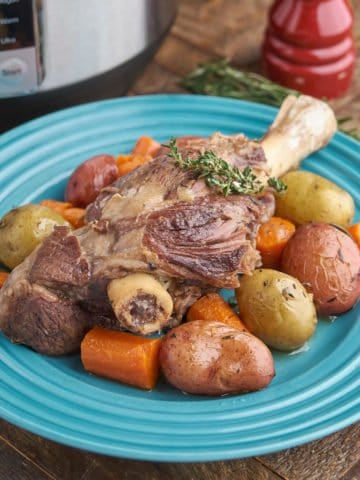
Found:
[181,60,360,141]
[268,177,287,193]
[165,137,286,196]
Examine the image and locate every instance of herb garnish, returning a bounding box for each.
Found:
[182,60,360,141]
[267,176,287,193]
[165,137,286,196]
[181,59,296,107]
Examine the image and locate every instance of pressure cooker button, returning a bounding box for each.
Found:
[0,57,27,85]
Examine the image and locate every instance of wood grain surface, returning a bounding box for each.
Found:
[1,1,359,479]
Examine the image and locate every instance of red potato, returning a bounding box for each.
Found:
[281,222,360,316]
[159,320,275,395]
[65,154,118,207]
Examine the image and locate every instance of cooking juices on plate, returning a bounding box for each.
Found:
[0,95,359,396]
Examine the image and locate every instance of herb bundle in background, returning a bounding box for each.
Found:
[181,60,359,141]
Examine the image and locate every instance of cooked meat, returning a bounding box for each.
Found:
[0,95,337,355]
[142,194,274,287]
[0,140,273,355]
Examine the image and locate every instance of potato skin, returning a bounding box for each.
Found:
[65,154,118,207]
[0,204,69,269]
[281,222,360,316]
[275,171,354,227]
[159,320,275,395]
[236,269,317,351]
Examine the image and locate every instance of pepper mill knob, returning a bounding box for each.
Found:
[262,0,356,98]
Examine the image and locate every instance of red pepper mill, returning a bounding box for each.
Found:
[262,0,356,99]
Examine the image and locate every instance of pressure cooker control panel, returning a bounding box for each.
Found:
[0,0,43,97]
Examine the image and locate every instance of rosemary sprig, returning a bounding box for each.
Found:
[181,59,297,107]
[165,137,286,196]
[181,60,360,141]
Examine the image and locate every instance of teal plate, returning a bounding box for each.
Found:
[0,95,359,462]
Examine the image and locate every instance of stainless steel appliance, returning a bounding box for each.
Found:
[0,0,177,131]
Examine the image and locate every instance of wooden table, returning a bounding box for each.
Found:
[1,1,359,479]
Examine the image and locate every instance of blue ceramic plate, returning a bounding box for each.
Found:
[0,95,359,462]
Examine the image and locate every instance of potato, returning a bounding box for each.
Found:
[275,171,355,227]
[65,154,118,207]
[159,320,275,395]
[281,222,360,316]
[236,269,317,351]
[0,204,69,269]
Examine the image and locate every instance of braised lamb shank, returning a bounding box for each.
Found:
[0,95,337,355]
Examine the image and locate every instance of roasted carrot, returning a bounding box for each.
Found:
[187,292,248,331]
[131,135,160,157]
[0,271,9,288]
[348,222,360,248]
[116,154,152,177]
[256,216,296,269]
[62,207,86,228]
[40,199,73,216]
[81,327,162,390]
[40,200,85,228]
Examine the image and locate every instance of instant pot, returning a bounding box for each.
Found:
[0,0,177,131]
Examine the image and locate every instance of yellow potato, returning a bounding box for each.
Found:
[275,171,355,227]
[0,204,69,269]
[236,269,317,351]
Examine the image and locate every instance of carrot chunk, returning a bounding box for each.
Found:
[187,292,248,331]
[81,327,162,390]
[0,271,9,288]
[256,216,296,269]
[348,222,360,248]
[40,199,73,216]
[40,200,85,228]
[115,135,159,177]
[62,207,86,228]
[116,154,152,177]
[131,135,160,157]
